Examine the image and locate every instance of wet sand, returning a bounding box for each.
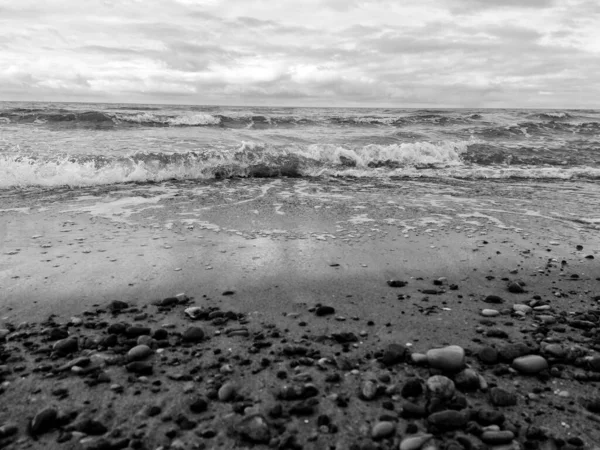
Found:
[1,177,600,449]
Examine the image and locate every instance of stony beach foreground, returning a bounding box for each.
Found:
[1,177,600,450]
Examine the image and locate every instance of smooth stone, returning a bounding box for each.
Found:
[426,375,455,400]
[361,380,378,400]
[411,353,428,364]
[513,304,532,314]
[125,326,151,337]
[126,362,153,375]
[490,387,517,407]
[426,345,465,372]
[182,327,205,342]
[481,430,515,445]
[542,344,568,359]
[371,421,395,439]
[401,378,424,398]
[507,282,525,293]
[234,414,271,443]
[127,345,153,361]
[107,300,128,312]
[218,382,237,402]
[481,309,500,317]
[31,407,58,435]
[53,338,78,355]
[400,434,434,450]
[380,343,406,366]
[454,368,480,391]
[315,306,335,316]
[484,295,504,304]
[512,355,549,374]
[428,410,468,430]
[478,346,498,365]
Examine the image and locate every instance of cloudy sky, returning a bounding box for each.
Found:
[1,0,598,107]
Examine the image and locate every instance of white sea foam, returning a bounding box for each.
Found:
[115,112,221,126]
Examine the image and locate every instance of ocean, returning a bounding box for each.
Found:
[1,102,600,188]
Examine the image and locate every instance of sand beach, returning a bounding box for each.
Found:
[1,176,600,449]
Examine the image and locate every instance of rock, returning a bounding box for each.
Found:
[542,344,568,359]
[481,430,515,445]
[426,345,465,372]
[401,402,427,418]
[427,410,468,430]
[218,382,237,402]
[360,380,378,400]
[426,375,455,400]
[0,423,18,438]
[371,421,395,440]
[107,300,128,312]
[182,327,205,342]
[411,353,428,364]
[583,397,600,413]
[53,338,78,355]
[184,307,203,319]
[234,414,271,443]
[125,326,151,337]
[507,282,525,293]
[481,309,500,317]
[400,434,434,450]
[490,387,517,406]
[454,369,480,391]
[70,418,108,435]
[190,397,208,413]
[315,306,335,316]
[126,362,153,375]
[513,304,532,314]
[401,378,424,398]
[478,346,498,365]
[484,295,504,304]
[512,355,549,374]
[387,280,408,288]
[475,409,505,425]
[106,323,127,335]
[127,345,153,362]
[31,407,58,435]
[498,343,532,362]
[380,343,406,366]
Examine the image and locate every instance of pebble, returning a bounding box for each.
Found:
[234,414,271,443]
[380,343,406,366]
[361,380,378,400]
[507,282,525,293]
[426,375,455,399]
[490,387,518,406]
[182,327,205,342]
[315,306,335,316]
[513,304,532,314]
[387,280,408,287]
[481,430,515,445]
[454,368,480,391]
[400,434,434,450]
[371,421,395,439]
[127,345,153,361]
[53,338,78,355]
[481,309,500,317]
[30,407,58,435]
[401,378,424,398]
[126,362,153,375]
[426,345,465,372]
[218,382,237,402]
[478,346,499,365]
[427,410,468,430]
[484,295,504,304]
[125,326,151,337]
[512,355,549,374]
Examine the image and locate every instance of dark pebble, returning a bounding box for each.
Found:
[387,280,407,288]
[30,407,58,435]
[53,338,79,355]
[125,327,151,337]
[106,323,127,335]
[478,346,498,364]
[427,410,468,430]
[108,300,129,312]
[489,387,517,407]
[126,362,153,375]
[507,282,525,293]
[401,378,423,398]
[190,398,208,413]
[484,295,504,304]
[316,306,335,316]
[380,343,406,366]
[182,327,205,342]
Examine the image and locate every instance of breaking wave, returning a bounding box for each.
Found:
[0,141,469,188]
[2,139,600,188]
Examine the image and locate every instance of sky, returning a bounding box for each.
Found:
[0,0,598,108]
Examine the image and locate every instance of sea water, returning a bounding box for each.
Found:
[1,102,600,188]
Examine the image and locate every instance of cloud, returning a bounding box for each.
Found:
[0,0,598,107]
